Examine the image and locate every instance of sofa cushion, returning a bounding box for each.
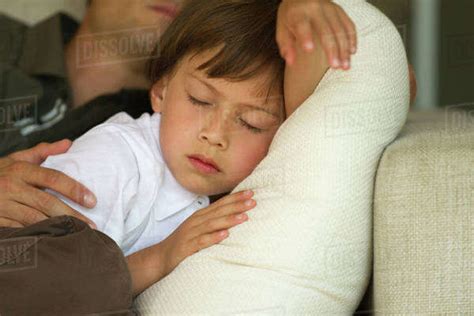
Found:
[373,108,474,313]
[135,0,410,314]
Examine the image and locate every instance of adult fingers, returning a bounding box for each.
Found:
[9,140,72,164]
[276,5,297,65]
[293,18,315,52]
[11,161,96,208]
[0,201,48,226]
[0,217,24,228]
[335,4,357,54]
[311,9,340,68]
[13,183,95,226]
[329,5,351,69]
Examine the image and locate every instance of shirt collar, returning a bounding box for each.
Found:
[18,13,79,78]
[154,165,205,221]
[151,113,210,221]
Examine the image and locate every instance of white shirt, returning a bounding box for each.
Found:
[42,112,210,256]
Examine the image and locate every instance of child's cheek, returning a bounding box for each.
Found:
[232,139,270,178]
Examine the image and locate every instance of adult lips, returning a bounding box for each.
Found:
[147,3,180,18]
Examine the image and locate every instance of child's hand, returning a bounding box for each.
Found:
[276,0,357,69]
[159,190,255,276]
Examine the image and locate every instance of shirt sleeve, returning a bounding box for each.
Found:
[41,124,139,249]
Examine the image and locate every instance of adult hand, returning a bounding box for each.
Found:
[277,0,357,69]
[0,139,97,228]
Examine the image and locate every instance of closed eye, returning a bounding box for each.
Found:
[238,119,264,134]
[187,95,210,106]
[188,94,264,134]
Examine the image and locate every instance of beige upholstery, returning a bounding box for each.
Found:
[366,109,474,314]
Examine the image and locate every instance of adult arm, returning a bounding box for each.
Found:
[284,39,330,117]
[277,0,417,115]
[277,0,339,116]
[0,140,97,228]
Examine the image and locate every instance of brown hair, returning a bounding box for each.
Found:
[148,0,284,102]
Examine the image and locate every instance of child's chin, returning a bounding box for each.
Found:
[181,179,213,196]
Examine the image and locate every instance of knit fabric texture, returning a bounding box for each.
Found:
[135,0,410,314]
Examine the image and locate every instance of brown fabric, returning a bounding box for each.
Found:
[0,215,134,315]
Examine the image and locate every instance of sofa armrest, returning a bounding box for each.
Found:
[373,109,474,314]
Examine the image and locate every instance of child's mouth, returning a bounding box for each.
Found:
[188,156,220,174]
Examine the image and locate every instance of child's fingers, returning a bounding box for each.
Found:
[191,198,256,229]
[198,190,253,216]
[191,229,229,253]
[209,198,256,220]
[198,211,249,236]
[336,5,357,54]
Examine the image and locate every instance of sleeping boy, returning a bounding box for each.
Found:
[41,0,356,296]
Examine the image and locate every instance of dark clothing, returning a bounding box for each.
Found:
[3,88,152,155]
[0,216,134,315]
[0,13,151,315]
[0,13,77,153]
[0,13,152,156]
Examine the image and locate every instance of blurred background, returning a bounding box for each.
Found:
[0,0,473,110]
[371,0,473,110]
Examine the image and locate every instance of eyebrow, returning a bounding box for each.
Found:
[187,72,281,119]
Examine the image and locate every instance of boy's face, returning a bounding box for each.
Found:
[151,51,284,196]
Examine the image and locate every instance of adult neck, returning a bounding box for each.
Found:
[65,13,152,108]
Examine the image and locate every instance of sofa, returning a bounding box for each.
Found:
[355,107,474,314]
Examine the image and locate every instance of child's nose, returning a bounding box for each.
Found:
[198,132,227,149]
[198,118,229,150]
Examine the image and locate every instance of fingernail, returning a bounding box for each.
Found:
[244,190,253,197]
[89,222,97,230]
[351,46,357,54]
[220,230,228,237]
[332,58,340,68]
[343,60,350,69]
[84,193,97,208]
[304,41,314,51]
[236,214,247,221]
[245,199,254,207]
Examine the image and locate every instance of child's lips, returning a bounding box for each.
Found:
[187,155,220,174]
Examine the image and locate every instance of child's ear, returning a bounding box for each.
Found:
[150,79,168,113]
